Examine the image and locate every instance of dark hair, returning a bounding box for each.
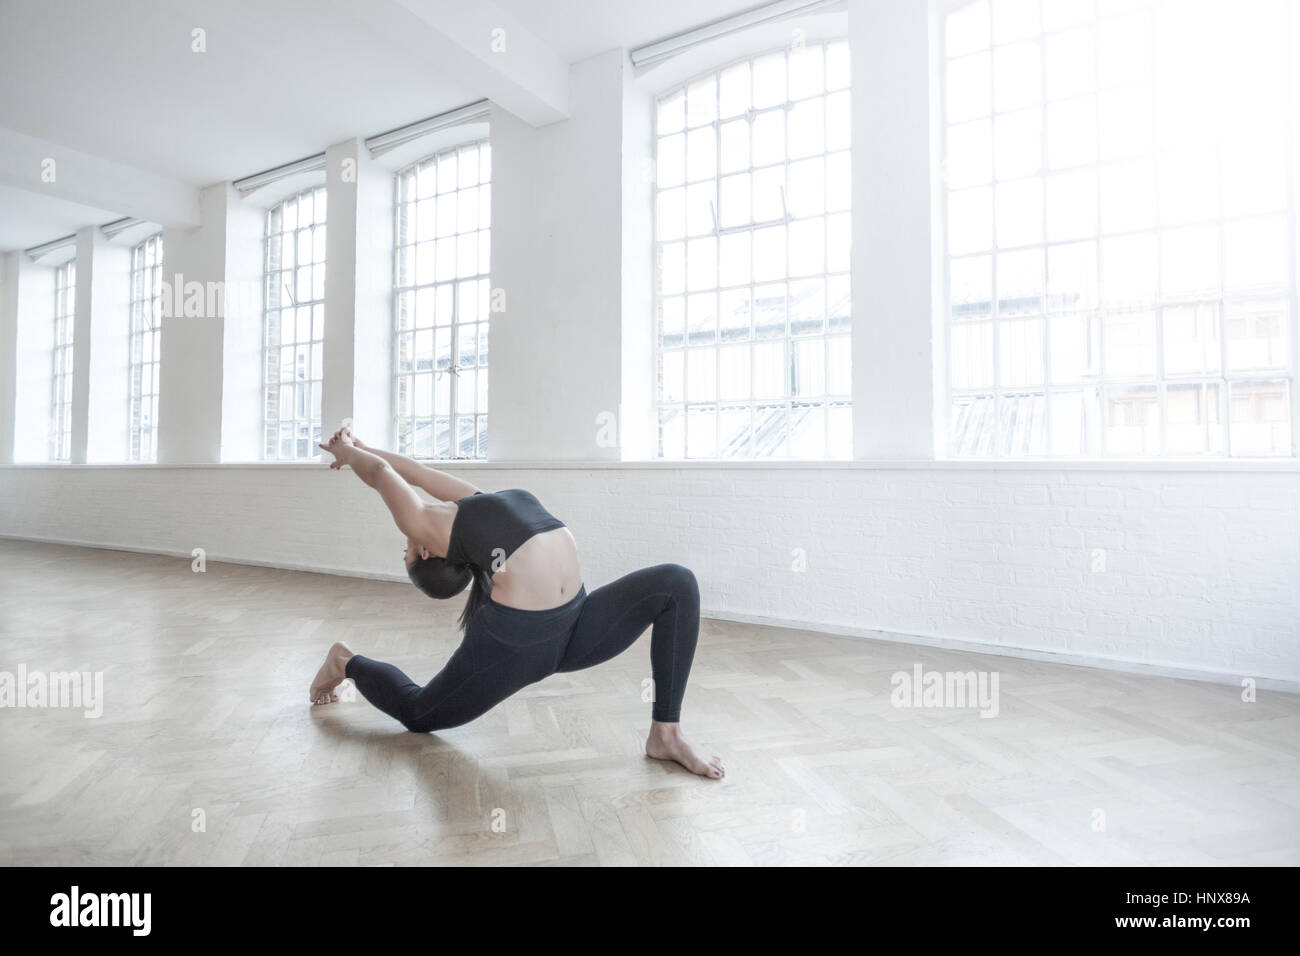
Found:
[406,555,492,633]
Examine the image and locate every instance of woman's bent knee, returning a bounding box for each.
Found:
[659,563,699,601]
[400,706,452,733]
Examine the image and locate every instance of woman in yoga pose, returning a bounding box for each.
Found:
[308,426,723,779]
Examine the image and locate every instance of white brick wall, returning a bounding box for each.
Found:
[1,463,1297,684]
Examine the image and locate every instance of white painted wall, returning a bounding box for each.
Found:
[84,230,131,462]
[0,252,18,461]
[322,139,394,450]
[0,461,1296,685]
[619,56,655,461]
[67,227,95,462]
[158,184,231,464]
[488,51,627,461]
[7,253,54,462]
[852,0,941,458]
[220,185,268,464]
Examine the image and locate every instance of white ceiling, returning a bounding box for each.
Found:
[0,0,761,252]
[0,184,123,252]
[496,0,765,64]
[0,0,478,186]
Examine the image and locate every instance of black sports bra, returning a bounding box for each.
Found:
[446,489,565,573]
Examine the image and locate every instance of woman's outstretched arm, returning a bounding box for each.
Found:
[319,434,431,541]
[329,425,479,502]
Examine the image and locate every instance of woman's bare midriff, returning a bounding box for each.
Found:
[484,527,583,611]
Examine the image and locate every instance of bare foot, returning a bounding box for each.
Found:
[309,641,354,705]
[645,721,725,779]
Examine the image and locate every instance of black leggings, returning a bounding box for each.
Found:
[345,563,700,731]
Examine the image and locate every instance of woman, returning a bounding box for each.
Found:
[309,427,724,779]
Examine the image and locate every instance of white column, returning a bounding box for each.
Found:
[489,50,627,461]
[620,55,655,461]
[321,139,394,448]
[849,0,941,459]
[4,254,55,462]
[157,185,231,463]
[1290,1,1300,454]
[0,252,18,463]
[218,186,264,462]
[84,230,132,462]
[67,227,96,463]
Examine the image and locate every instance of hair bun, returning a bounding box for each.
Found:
[407,555,473,600]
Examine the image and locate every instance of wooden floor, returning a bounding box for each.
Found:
[1,539,1297,867]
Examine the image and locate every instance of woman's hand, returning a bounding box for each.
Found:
[318,430,356,469]
[329,423,364,450]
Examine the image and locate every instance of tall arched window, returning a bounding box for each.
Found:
[128,233,163,461]
[50,260,75,461]
[654,40,852,458]
[263,187,327,460]
[393,141,491,459]
[943,0,1297,457]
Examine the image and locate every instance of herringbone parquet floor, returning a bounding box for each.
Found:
[1,539,1297,866]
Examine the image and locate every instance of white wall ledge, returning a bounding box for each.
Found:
[2,458,1299,473]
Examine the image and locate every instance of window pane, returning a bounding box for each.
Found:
[952,323,994,389]
[947,0,989,58]
[951,254,992,321]
[994,42,1041,112]
[998,248,1045,316]
[686,405,717,457]
[1162,304,1220,376]
[1225,300,1288,372]
[1229,380,1291,456]
[1047,241,1097,312]
[999,318,1045,387]
[1049,388,1100,456]
[1103,310,1157,378]
[1051,312,1098,383]
[1105,385,1159,456]
[950,394,996,457]
[1166,382,1223,456]
[948,120,992,188]
[994,108,1041,180]
[999,392,1046,456]
[947,53,991,122]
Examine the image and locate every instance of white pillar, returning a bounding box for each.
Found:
[84,230,132,462]
[620,56,655,461]
[850,0,941,459]
[321,139,394,447]
[489,51,628,461]
[67,227,97,463]
[218,186,264,462]
[1290,1,1300,454]
[0,252,18,463]
[158,185,231,463]
[4,254,55,462]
